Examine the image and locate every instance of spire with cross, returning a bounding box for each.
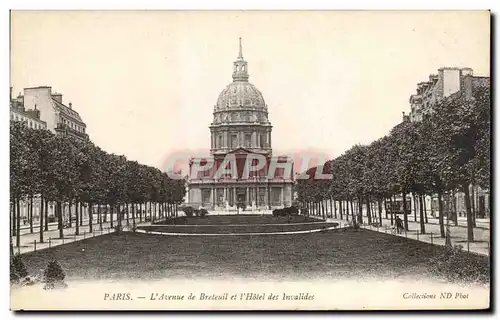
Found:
[232,37,249,81]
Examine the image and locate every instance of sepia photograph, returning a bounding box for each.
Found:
[8,10,491,310]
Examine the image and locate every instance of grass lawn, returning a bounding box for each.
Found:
[18,228,490,284]
[153,214,323,225]
[141,222,339,234]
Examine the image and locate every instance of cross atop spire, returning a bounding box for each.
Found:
[238,37,243,59]
[232,37,249,81]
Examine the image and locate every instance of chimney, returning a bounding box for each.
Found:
[52,93,63,103]
[69,102,72,109]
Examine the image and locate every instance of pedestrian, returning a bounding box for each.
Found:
[395,215,403,234]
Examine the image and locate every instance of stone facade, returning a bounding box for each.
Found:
[407,67,490,217]
[187,39,294,211]
[14,86,88,141]
[10,87,47,130]
[409,67,473,122]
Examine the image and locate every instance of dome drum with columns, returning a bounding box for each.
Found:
[187,38,294,212]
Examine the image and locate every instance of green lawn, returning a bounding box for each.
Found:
[18,228,490,284]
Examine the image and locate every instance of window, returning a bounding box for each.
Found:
[202,189,211,205]
[258,187,266,205]
[260,133,267,148]
[231,134,238,148]
[202,168,211,177]
[272,188,282,206]
[244,133,251,147]
[218,135,223,148]
[216,189,224,206]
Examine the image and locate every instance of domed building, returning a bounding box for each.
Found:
[187,39,294,211]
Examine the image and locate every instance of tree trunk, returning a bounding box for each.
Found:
[452,190,458,226]
[44,201,49,231]
[413,194,418,222]
[68,202,73,228]
[99,204,103,230]
[333,201,337,219]
[80,202,84,226]
[419,194,426,234]
[463,184,474,242]
[57,201,64,239]
[366,196,372,224]
[384,199,388,219]
[389,196,394,226]
[132,203,137,228]
[110,205,114,228]
[402,192,409,231]
[371,200,376,222]
[378,199,383,226]
[16,199,21,248]
[358,197,363,224]
[75,200,80,235]
[88,203,93,233]
[29,196,34,233]
[126,203,130,226]
[11,201,15,237]
[350,200,354,221]
[39,196,44,243]
[345,199,350,221]
[445,192,452,246]
[339,201,343,220]
[423,195,428,223]
[139,203,142,223]
[437,191,445,238]
[470,185,477,227]
[118,204,122,225]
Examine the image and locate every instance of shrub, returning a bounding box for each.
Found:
[182,206,195,217]
[12,254,28,279]
[10,261,20,284]
[43,260,67,290]
[198,208,208,217]
[429,245,490,284]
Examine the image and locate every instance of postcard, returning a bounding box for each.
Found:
[9,10,490,311]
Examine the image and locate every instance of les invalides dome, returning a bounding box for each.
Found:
[210,38,273,156]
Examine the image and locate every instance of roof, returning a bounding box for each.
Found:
[10,104,47,124]
[51,98,85,125]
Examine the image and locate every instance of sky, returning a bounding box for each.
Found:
[10,10,490,171]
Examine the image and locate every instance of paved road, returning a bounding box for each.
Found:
[12,217,150,255]
[317,214,490,256]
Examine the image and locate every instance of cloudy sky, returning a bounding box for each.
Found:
[10,11,490,171]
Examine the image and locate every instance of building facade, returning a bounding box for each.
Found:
[407,67,490,218]
[187,39,294,211]
[10,88,47,130]
[10,86,89,222]
[12,86,88,141]
[409,67,476,122]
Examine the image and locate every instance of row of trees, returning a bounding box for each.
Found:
[10,122,186,248]
[297,82,490,242]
